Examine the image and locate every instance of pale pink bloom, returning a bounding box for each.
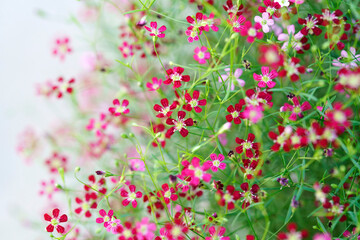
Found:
[52,37,72,61]
[253,66,278,88]
[135,217,157,240]
[130,159,145,171]
[118,41,134,58]
[39,179,59,199]
[313,233,332,240]
[254,13,274,33]
[290,0,304,4]
[278,25,304,51]
[81,52,111,72]
[16,127,40,164]
[193,46,211,64]
[332,47,360,69]
[219,68,245,91]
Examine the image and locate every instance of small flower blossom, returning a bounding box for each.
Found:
[53,77,75,98]
[157,183,178,204]
[146,77,162,91]
[45,152,68,174]
[135,217,157,240]
[278,25,305,52]
[280,96,311,121]
[52,37,72,61]
[278,223,308,240]
[130,158,145,171]
[96,209,123,234]
[120,185,143,208]
[206,226,230,240]
[225,99,245,124]
[109,99,130,116]
[332,47,360,69]
[39,179,59,199]
[193,46,210,64]
[217,185,241,210]
[235,133,260,158]
[206,153,226,172]
[223,0,245,17]
[75,192,98,217]
[228,14,246,32]
[219,68,245,90]
[181,157,212,186]
[164,67,190,89]
[253,66,278,88]
[239,182,260,209]
[144,21,166,38]
[258,0,281,18]
[165,111,194,138]
[254,13,274,33]
[275,0,290,7]
[278,57,306,82]
[183,90,207,113]
[86,113,108,137]
[44,208,68,233]
[298,14,322,36]
[118,41,134,58]
[240,21,264,43]
[243,105,264,124]
[154,98,178,118]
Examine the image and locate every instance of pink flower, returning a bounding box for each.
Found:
[205,226,230,240]
[53,77,75,98]
[146,77,162,91]
[52,37,72,61]
[228,15,246,32]
[206,153,226,172]
[120,185,143,208]
[39,179,59,199]
[193,46,211,64]
[135,217,157,240]
[280,96,311,121]
[108,99,130,116]
[219,68,245,90]
[278,25,304,51]
[86,113,108,137]
[254,13,274,33]
[118,41,134,58]
[243,105,264,123]
[130,159,145,171]
[144,21,166,38]
[181,157,212,186]
[240,21,264,43]
[253,66,278,88]
[44,208,68,233]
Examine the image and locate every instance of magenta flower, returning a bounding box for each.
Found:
[193,46,211,64]
[206,153,226,172]
[280,96,311,121]
[228,15,246,32]
[135,217,157,240]
[108,99,130,116]
[130,159,145,172]
[146,77,162,91]
[120,185,143,208]
[181,157,212,186]
[39,179,59,199]
[240,21,264,43]
[144,21,166,38]
[253,66,278,88]
[157,183,178,204]
[118,41,134,58]
[206,226,230,240]
[243,105,264,123]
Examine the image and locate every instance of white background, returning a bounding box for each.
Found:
[0,0,82,238]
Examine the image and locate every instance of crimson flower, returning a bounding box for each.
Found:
[225,99,245,124]
[144,21,166,38]
[183,90,207,113]
[253,66,278,88]
[165,111,194,138]
[44,208,68,233]
[239,182,260,209]
[146,77,162,91]
[235,133,260,158]
[298,15,323,36]
[280,96,311,121]
[268,125,293,152]
[217,185,240,210]
[278,223,308,240]
[164,67,190,88]
[157,183,178,204]
[120,185,143,208]
[323,195,348,222]
[84,174,107,195]
[154,98,178,118]
[75,192,98,217]
[223,0,244,17]
[278,57,306,82]
[109,99,130,116]
[258,0,281,18]
[118,41,134,58]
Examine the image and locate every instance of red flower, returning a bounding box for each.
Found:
[53,77,75,98]
[280,96,311,121]
[109,99,130,116]
[223,0,244,17]
[75,192,98,217]
[154,98,178,118]
[225,99,245,124]
[144,21,166,38]
[152,123,166,148]
[120,185,143,208]
[44,208,68,233]
[183,90,207,113]
[240,154,262,180]
[268,125,293,152]
[323,195,348,222]
[240,21,263,43]
[325,102,353,129]
[84,174,107,195]
[239,182,260,209]
[165,111,194,138]
[277,223,308,240]
[164,67,190,88]
[235,133,260,158]
[258,44,284,69]
[298,15,322,36]
[258,0,281,18]
[278,57,306,82]
[217,185,241,210]
[157,183,178,204]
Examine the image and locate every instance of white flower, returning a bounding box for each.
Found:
[254,13,274,33]
[275,0,290,7]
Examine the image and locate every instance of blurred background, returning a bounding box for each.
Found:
[0,0,82,238]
